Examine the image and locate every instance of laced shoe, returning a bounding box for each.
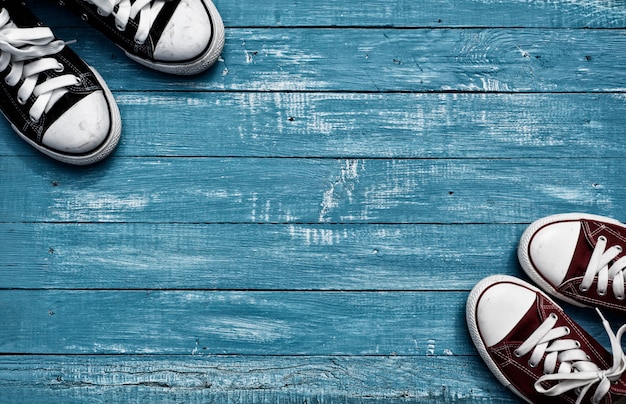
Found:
[0,1,121,165]
[519,213,626,314]
[55,0,225,75]
[467,274,626,404]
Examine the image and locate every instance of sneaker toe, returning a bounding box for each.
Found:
[42,91,111,154]
[153,0,212,62]
[528,221,581,287]
[476,280,536,346]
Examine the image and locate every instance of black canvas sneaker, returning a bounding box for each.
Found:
[55,0,225,75]
[0,1,121,165]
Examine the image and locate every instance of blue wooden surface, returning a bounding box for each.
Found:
[0,0,625,402]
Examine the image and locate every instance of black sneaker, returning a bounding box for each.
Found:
[56,0,225,75]
[0,1,121,165]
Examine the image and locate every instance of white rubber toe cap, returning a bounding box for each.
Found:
[154,0,212,62]
[528,221,581,287]
[476,281,536,347]
[42,91,111,154]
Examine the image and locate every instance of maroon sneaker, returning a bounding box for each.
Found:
[519,213,626,314]
[467,275,626,404]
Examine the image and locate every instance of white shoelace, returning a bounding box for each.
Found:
[580,235,626,299]
[84,0,168,44]
[514,309,626,404]
[0,9,80,123]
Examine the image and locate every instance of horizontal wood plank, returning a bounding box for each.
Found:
[26,27,626,92]
[0,290,604,356]
[3,92,625,159]
[30,0,626,28]
[0,157,621,224]
[0,223,523,290]
[0,355,514,403]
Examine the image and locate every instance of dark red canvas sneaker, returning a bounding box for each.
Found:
[467,275,626,404]
[54,0,225,75]
[519,213,626,314]
[0,1,121,165]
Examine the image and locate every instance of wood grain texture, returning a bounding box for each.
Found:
[1,0,625,402]
[34,27,626,93]
[4,92,625,159]
[0,356,514,403]
[0,157,621,223]
[0,223,522,290]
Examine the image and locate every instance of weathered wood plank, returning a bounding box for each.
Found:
[0,355,515,403]
[0,157,621,224]
[26,28,626,92]
[0,290,467,354]
[0,223,523,290]
[0,290,603,355]
[4,92,624,159]
[30,0,626,28]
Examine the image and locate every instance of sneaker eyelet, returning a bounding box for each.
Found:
[55,63,64,73]
[580,285,589,292]
[599,236,607,242]
[549,313,558,320]
[617,246,624,252]
[116,24,125,31]
[563,326,570,335]
[17,96,26,105]
[528,361,537,368]
[81,13,89,21]
[134,38,145,45]
[598,290,606,296]
[618,295,625,301]
[58,0,65,5]
[513,349,522,358]
[74,76,82,85]
[575,341,581,349]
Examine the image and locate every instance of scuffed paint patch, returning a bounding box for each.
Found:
[319,159,363,222]
[288,225,350,246]
[51,192,151,222]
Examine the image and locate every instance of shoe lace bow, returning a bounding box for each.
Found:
[86,0,173,44]
[515,309,626,404]
[0,9,80,122]
[580,235,626,299]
